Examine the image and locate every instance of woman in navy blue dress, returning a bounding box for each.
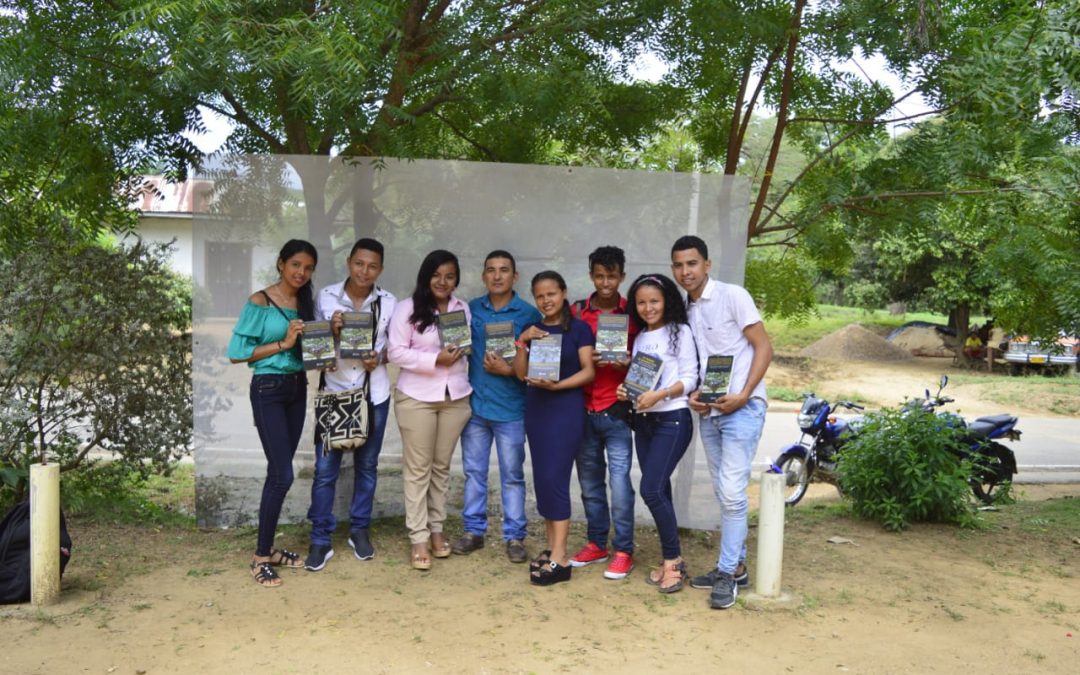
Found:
[513,271,595,585]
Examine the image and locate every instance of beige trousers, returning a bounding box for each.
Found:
[394,390,472,544]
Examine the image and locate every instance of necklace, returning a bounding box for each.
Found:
[269,282,298,309]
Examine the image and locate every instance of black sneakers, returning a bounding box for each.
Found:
[690,563,750,590]
[304,544,334,571]
[348,529,375,561]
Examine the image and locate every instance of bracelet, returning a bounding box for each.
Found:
[514,339,528,350]
[277,340,283,352]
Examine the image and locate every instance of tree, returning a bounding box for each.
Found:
[113,0,678,270]
[0,237,192,501]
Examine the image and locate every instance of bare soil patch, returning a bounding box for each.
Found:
[5,330,1078,673]
[3,485,1079,674]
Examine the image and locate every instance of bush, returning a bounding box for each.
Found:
[0,233,192,502]
[836,407,977,531]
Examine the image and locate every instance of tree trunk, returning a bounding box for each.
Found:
[951,303,972,363]
[292,158,338,276]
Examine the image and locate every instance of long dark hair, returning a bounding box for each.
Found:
[531,270,571,331]
[627,273,688,354]
[277,239,318,321]
[410,249,460,332]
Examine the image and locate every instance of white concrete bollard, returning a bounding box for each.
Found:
[755,471,786,598]
[30,463,61,606]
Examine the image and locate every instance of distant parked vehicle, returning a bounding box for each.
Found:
[1005,335,1079,374]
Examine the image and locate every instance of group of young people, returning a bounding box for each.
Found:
[227,235,772,610]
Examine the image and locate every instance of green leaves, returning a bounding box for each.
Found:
[837,406,977,531]
[0,235,192,486]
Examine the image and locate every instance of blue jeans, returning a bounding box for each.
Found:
[307,399,390,546]
[460,415,527,541]
[575,410,635,553]
[250,372,308,556]
[634,408,694,560]
[698,398,767,573]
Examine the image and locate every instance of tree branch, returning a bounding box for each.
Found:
[723,53,754,175]
[790,104,953,126]
[432,112,501,161]
[211,93,288,154]
[746,0,807,244]
[733,43,784,170]
[754,88,924,233]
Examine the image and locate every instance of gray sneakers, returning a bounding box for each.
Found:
[709,570,737,609]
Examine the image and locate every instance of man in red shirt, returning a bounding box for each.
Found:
[568,246,640,579]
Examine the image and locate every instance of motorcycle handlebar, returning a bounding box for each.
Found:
[838,401,865,411]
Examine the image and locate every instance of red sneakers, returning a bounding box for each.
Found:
[569,542,609,567]
[603,551,634,580]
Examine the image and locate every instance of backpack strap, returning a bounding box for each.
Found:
[260,290,294,324]
[571,299,587,319]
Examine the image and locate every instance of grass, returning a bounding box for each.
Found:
[60,462,196,527]
[949,373,1080,416]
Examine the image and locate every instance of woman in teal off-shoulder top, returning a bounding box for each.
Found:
[226,239,317,588]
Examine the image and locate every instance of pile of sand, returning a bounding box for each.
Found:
[799,323,913,362]
[889,325,953,357]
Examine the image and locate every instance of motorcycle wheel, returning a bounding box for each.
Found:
[776,450,812,507]
[970,441,1016,504]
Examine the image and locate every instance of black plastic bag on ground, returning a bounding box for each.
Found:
[0,500,72,604]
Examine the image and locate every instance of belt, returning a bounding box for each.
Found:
[634,408,689,421]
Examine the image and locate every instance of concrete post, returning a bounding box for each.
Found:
[755,471,786,598]
[30,463,61,606]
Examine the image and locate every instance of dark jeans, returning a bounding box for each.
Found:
[634,408,693,560]
[576,409,635,553]
[250,372,308,556]
[307,399,390,545]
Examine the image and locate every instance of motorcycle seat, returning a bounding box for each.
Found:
[967,420,1001,439]
[974,414,1016,427]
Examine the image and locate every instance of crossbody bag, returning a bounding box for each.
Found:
[313,295,382,451]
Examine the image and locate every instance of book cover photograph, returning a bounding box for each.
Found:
[339,311,375,359]
[595,314,629,362]
[484,320,516,362]
[527,336,562,380]
[623,351,663,407]
[301,320,336,370]
[699,354,734,403]
[437,309,472,354]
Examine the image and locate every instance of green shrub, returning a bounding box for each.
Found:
[836,407,977,531]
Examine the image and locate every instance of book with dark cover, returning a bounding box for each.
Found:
[484,320,516,362]
[301,320,336,370]
[339,311,375,359]
[595,314,630,362]
[437,309,472,354]
[623,351,663,408]
[698,355,734,403]
[527,336,562,381]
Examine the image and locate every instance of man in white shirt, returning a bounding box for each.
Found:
[670,235,773,609]
[304,239,397,571]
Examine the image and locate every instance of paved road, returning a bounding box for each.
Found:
[753,409,1080,483]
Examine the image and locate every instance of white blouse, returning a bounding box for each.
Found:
[631,323,699,413]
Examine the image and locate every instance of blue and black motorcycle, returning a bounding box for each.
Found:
[777,376,1020,506]
[775,395,866,506]
[903,375,1020,504]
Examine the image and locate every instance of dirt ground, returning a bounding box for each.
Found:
[4,357,1079,674]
